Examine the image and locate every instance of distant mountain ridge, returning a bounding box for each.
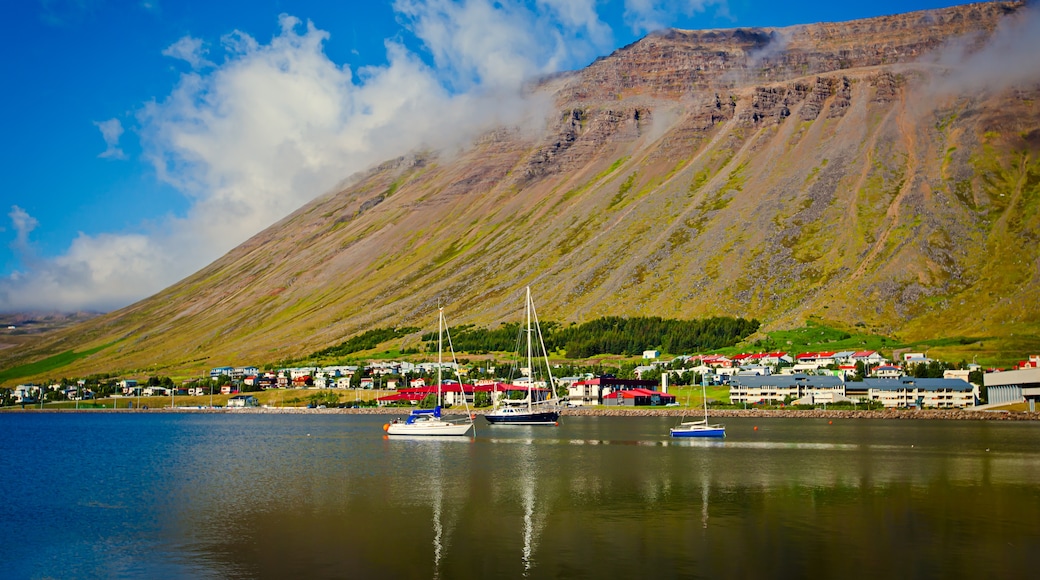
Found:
[3,1,1038,381]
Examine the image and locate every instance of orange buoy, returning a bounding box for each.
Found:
[753,426,758,431]
[828,420,833,425]
[383,423,390,432]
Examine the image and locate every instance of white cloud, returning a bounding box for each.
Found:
[162,35,213,70]
[93,118,126,159]
[8,206,38,256]
[0,231,170,313]
[623,0,723,34]
[926,5,1040,96]
[3,3,610,313]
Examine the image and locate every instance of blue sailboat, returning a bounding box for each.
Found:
[670,375,725,438]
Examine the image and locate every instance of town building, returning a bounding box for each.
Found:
[13,385,37,403]
[863,377,975,408]
[729,374,846,405]
[566,377,659,406]
[872,365,903,379]
[602,388,676,406]
[227,394,260,408]
[984,363,1040,408]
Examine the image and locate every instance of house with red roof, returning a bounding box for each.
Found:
[377,383,514,407]
[566,377,659,406]
[872,364,903,379]
[602,388,676,407]
[699,355,733,368]
[1014,355,1040,370]
[851,351,885,365]
[760,352,792,365]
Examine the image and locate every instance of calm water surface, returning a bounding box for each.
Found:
[2,413,1038,579]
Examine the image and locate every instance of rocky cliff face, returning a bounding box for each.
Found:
[4,1,1039,379]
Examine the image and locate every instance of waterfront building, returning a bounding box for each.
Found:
[566,377,659,406]
[227,395,260,408]
[863,377,975,408]
[984,365,1040,408]
[602,388,676,406]
[12,385,37,403]
[729,374,845,405]
[375,384,495,407]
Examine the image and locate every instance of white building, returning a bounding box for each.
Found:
[873,365,903,379]
[13,385,37,403]
[729,374,845,405]
[228,394,260,408]
[984,367,1040,407]
[863,378,975,408]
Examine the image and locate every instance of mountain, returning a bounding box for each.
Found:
[3,1,1039,381]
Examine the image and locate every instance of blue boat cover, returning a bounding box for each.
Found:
[405,406,441,423]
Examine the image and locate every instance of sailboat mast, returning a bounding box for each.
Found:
[702,377,709,422]
[526,286,533,413]
[438,307,443,408]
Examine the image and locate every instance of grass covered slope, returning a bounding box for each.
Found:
[2,2,1038,382]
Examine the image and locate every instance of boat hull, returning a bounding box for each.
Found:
[484,410,560,425]
[387,420,473,436]
[670,426,726,438]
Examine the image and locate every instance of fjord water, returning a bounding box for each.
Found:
[2,414,1038,579]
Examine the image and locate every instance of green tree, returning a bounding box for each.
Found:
[419,393,438,408]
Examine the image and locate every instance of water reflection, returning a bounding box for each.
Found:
[4,415,1040,579]
[701,474,710,529]
[519,440,538,575]
[431,448,445,578]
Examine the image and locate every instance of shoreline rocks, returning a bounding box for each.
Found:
[10,406,1039,421]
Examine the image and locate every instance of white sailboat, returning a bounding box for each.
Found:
[485,286,561,426]
[670,375,725,438]
[385,308,474,436]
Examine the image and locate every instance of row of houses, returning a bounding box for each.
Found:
[366,372,979,410]
[158,352,1040,411]
[728,374,977,408]
[372,377,672,408]
[11,383,96,404]
[690,350,886,369]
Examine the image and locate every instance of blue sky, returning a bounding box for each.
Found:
[0,0,977,313]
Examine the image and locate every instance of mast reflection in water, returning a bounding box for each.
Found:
[2,413,1039,579]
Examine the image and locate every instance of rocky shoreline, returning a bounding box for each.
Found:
[12,406,1039,421]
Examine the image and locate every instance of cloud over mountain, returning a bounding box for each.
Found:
[0,1,617,313]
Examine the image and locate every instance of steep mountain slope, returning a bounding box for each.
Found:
[4,1,1039,380]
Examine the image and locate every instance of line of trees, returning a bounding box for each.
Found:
[553,316,760,358]
[420,316,759,358]
[312,326,420,358]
